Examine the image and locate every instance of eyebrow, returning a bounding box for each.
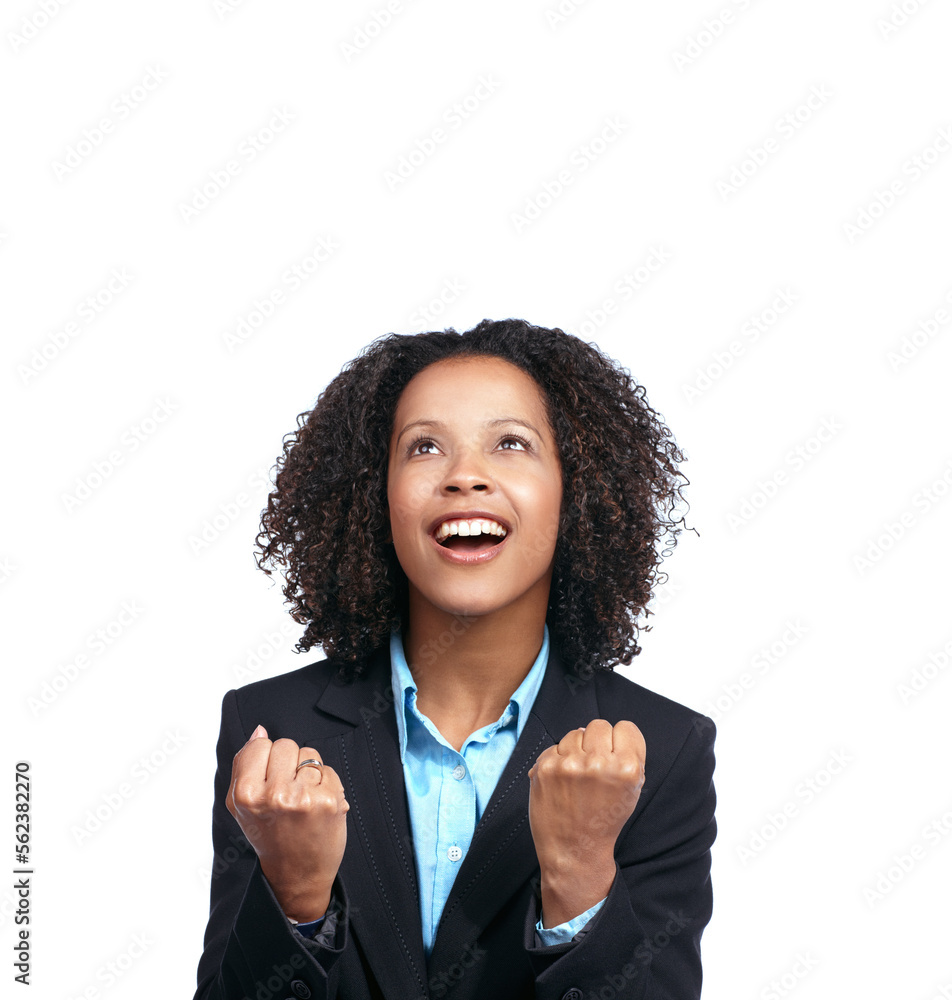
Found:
[395,417,543,444]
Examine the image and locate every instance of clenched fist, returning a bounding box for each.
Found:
[527,719,646,926]
[226,724,349,922]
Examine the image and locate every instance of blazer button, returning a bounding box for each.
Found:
[561,990,584,1000]
[290,980,312,999]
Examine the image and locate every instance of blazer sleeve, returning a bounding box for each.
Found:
[521,714,717,1000]
[193,689,352,1000]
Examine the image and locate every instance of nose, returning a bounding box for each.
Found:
[440,445,493,493]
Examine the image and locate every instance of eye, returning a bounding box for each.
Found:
[405,432,533,457]
[406,434,439,457]
[499,435,531,451]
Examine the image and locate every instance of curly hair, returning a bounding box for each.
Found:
[255,318,692,681]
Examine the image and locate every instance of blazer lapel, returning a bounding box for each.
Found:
[427,642,600,978]
[314,646,430,999]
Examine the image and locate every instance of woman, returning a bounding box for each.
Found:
[194,318,716,1000]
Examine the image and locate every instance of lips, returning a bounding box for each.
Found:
[426,512,511,565]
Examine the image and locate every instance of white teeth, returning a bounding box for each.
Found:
[434,518,508,542]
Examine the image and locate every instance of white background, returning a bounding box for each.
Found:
[3,1,951,998]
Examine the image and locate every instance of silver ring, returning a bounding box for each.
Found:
[296,758,324,774]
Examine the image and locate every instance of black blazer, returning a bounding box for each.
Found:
[194,640,716,1000]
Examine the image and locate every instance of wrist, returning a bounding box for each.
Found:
[278,887,332,924]
[538,854,615,929]
[278,892,331,924]
[537,846,615,884]
[261,866,335,923]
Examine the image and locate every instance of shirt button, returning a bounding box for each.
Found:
[451,764,466,780]
[447,845,463,862]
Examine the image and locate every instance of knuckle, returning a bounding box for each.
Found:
[617,758,640,778]
[268,788,296,811]
[561,756,584,776]
[233,780,260,806]
[318,790,341,813]
[536,756,556,777]
[285,797,311,816]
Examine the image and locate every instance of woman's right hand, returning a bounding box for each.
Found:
[226,724,349,922]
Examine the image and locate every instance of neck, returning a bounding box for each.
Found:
[401,596,548,741]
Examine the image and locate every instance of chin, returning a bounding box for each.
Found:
[415,588,504,621]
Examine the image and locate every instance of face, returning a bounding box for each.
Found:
[387,356,563,623]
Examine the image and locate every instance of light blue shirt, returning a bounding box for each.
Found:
[291,623,606,950]
[390,624,605,956]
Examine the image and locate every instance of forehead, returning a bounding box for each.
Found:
[393,356,550,421]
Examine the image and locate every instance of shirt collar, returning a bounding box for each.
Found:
[389,624,550,761]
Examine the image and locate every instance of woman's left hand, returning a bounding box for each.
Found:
[527,719,646,925]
